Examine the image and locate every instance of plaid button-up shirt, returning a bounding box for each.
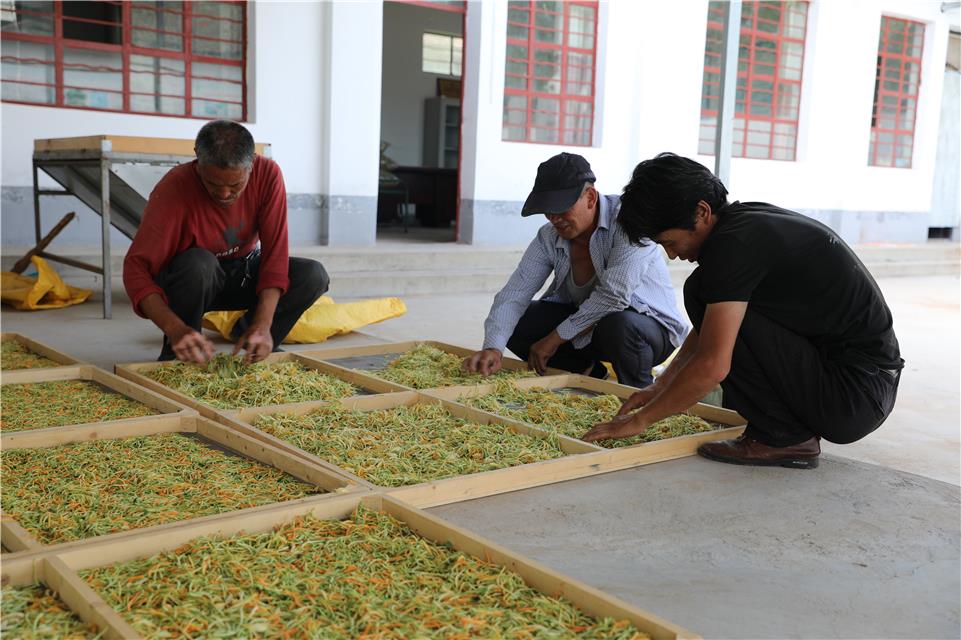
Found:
[482,194,689,352]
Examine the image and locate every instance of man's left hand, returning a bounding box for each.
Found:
[528,332,563,375]
[582,412,650,443]
[233,323,273,364]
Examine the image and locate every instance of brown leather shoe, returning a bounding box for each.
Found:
[697,434,820,469]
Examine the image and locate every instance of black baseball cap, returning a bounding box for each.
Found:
[521,152,596,217]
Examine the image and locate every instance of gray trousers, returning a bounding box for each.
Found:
[506,301,673,388]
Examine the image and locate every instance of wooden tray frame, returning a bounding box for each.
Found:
[1,364,194,440]
[216,388,743,509]
[0,414,362,556]
[298,339,566,388]
[114,351,407,420]
[1,332,83,371]
[0,492,700,640]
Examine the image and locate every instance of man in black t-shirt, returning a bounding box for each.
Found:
[582,153,902,469]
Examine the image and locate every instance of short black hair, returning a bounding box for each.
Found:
[618,152,729,244]
[195,120,255,169]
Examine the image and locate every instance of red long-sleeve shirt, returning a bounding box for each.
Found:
[123,155,290,317]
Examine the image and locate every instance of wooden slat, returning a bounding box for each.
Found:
[1,365,85,384]
[196,418,356,492]
[13,493,697,639]
[34,135,268,157]
[52,493,364,572]
[1,414,191,450]
[382,496,700,640]
[40,556,143,639]
[1,332,82,368]
[1,515,43,552]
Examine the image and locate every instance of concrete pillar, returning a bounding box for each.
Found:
[318,1,383,246]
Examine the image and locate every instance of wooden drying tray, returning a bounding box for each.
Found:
[1,414,363,556]
[34,135,270,157]
[115,351,406,421]
[0,492,700,640]
[1,332,83,371]
[1,364,195,445]
[300,339,567,389]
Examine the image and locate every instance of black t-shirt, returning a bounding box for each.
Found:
[694,201,902,370]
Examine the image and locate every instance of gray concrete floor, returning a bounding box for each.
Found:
[1,274,958,638]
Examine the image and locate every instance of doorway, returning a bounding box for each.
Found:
[376,1,465,243]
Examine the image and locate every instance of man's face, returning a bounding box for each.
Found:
[654,202,714,262]
[545,186,597,240]
[196,163,251,207]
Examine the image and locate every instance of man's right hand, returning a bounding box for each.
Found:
[464,349,503,376]
[616,386,659,417]
[168,326,216,364]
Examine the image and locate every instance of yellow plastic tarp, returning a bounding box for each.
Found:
[203,295,406,344]
[0,256,92,310]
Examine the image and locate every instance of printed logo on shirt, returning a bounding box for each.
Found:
[215,246,241,258]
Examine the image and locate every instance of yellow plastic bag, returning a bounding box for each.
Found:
[203,295,406,344]
[0,256,92,310]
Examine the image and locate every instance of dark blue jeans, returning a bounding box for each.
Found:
[154,248,329,360]
[506,300,673,388]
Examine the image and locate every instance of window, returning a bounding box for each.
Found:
[869,16,924,168]
[502,0,598,146]
[1,1,246,119]
[422,32,462,77]
[698,1,808,160]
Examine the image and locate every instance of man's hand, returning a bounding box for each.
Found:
[528,331,564,375]
[616,387,659,417]
[169,326,215,364]
[464,349,503,376]
[233,323,273,364]
[582,412,651,443]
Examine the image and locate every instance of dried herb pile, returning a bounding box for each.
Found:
[143,353,359,409]
[1,433,321,544]
[467,381,719,448]
[83,509,648,639]
[369,343,537,389]
[254,402,564,487]
[0,380,157,432]
[1,341,59,370]
[1,585,102,639]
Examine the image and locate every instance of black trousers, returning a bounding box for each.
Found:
[506,301,673,388]
[155,248,329,359]
[683,270,900,447]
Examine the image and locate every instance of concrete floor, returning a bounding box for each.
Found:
[1,274,958,638]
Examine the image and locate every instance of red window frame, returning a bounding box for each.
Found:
[1,1,247,120]
[699,1,808,160]
[869,16,924,168]
[502,0,598,146]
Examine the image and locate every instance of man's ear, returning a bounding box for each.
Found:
[695,200,713,223]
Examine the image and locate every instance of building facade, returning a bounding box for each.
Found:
[1,0,956,251]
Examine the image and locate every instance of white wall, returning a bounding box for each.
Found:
[381,2,462,167]
[460,0,952,245]
[1,1,330,247]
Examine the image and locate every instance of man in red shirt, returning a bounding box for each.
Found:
[123,120,328,363]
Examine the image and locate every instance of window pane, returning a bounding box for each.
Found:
[423,33,451,74]
[63,47,123,110]
[1,39,55,104]
[1,1,54,36]
[452,36,462,77]
[130,54,185,115]
[62,1,122,44]
[191,61,242,117]
[132,2,184,51]
[192,1,243,60]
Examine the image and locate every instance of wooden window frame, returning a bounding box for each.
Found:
[1,1,247,120]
